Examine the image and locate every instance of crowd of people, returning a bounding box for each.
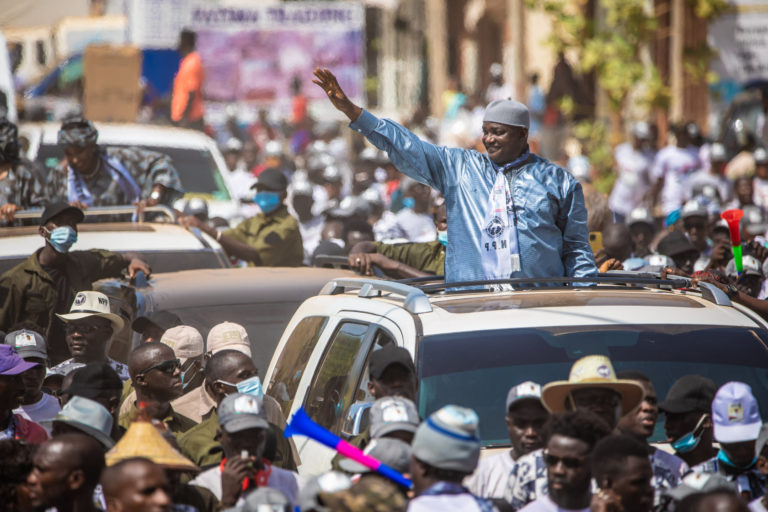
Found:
[0,318,765,512]
[1,55,768,511]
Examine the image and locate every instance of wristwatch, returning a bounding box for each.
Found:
[726,284,739,299]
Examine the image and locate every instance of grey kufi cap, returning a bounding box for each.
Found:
[411,404,481,473]
[483,99,530,130]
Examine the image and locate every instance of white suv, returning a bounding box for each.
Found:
[264,275,768,476]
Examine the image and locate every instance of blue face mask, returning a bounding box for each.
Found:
[236,375,264,398]
[717,448,757,470]
[437,230,448,247]
[671,431,702,453]
[254,191,281,214]
[45,226,78,253]
[402,197,415,209]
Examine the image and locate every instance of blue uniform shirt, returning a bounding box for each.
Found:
[350,110,597,283]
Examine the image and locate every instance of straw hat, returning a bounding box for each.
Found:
[105,418,199,472]
[541,355,645,415]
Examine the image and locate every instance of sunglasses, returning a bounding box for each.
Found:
[138,359,181,376]
[64,321,109,334]
[543,451,585,469]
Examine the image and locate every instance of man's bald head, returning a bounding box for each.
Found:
[102,457,171,512]
[603,223,632,262]
[204,349,258,405]
[128,342,181,403]
[27,433,105,509]
[128,342,175,378]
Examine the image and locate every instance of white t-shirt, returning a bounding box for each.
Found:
[14,393,61,434]
[750,497,768,511]
[651,145,701,215]
[609,143,653,216]
[190,464,301,506]
[519,495,590,512]
[408,493,487,512]
[393,208,436,243]
[754,178,768,212]
[299,216,324,265]
[465,450,516,499]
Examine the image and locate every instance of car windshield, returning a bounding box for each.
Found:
[417,324,768,447]
[37,143,230,199]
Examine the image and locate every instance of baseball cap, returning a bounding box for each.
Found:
[711,381,762,443]
[755,147,768,165]
[52,396,114,449]
[627,207,655,228]
[368,345,415,380]
[725,255,762,279]
[61,363,123,399]
[369,397,420,439]
[218,393,269,433]
[131,310,183,335]
[40,201,84,226]
[0,345,38,375]
[297,471,352,512]
[250,168,288,192]
[659,375,717,414]
[4,329,47,360]
[681,200,708,220]
[506,381,543,411]
[232,487,291,512]
[631,121,650,140]
[710,143,727,162]
[741,205,768,236]
[160,325,203,362]
[338,437,412,475]
[663,472,736,502]
[207,322,251,357]
[411,404,481,473]
[657,231,698,258]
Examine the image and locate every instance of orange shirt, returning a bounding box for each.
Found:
[171,52,204,122]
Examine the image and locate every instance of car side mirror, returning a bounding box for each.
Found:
[341,400,373,438]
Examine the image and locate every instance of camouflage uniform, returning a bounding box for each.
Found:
[319,474,408,512]
[0,158,47,222]
[224,205,304,267]
[374,240,445,275]
[46,146,184,206]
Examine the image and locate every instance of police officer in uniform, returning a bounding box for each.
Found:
[182,168,303,266]
[0,118,46,223]
[0,203,150,364]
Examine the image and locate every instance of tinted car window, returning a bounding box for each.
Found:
[36,143,230,199]
[305,322,370,432]
[417,324,768,447]
[267,316,329,420]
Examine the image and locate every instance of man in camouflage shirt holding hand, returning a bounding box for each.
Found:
[0,118,46,224]
[46,115,184,209]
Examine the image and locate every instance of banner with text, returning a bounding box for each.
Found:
[709,2,768,84]
[188,2,365,107]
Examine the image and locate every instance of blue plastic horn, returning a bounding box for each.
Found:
[284,407,412,489]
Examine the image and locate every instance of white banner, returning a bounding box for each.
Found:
[709,2,768,83]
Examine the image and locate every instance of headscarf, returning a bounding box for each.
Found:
[57,115,99,148]
[0,118,19,164]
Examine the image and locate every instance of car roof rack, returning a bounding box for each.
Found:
[320,277,432,314]
[13,205,177,223]
[414,273,691,293]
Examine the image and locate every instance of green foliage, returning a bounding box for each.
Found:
[687,0,732,19]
